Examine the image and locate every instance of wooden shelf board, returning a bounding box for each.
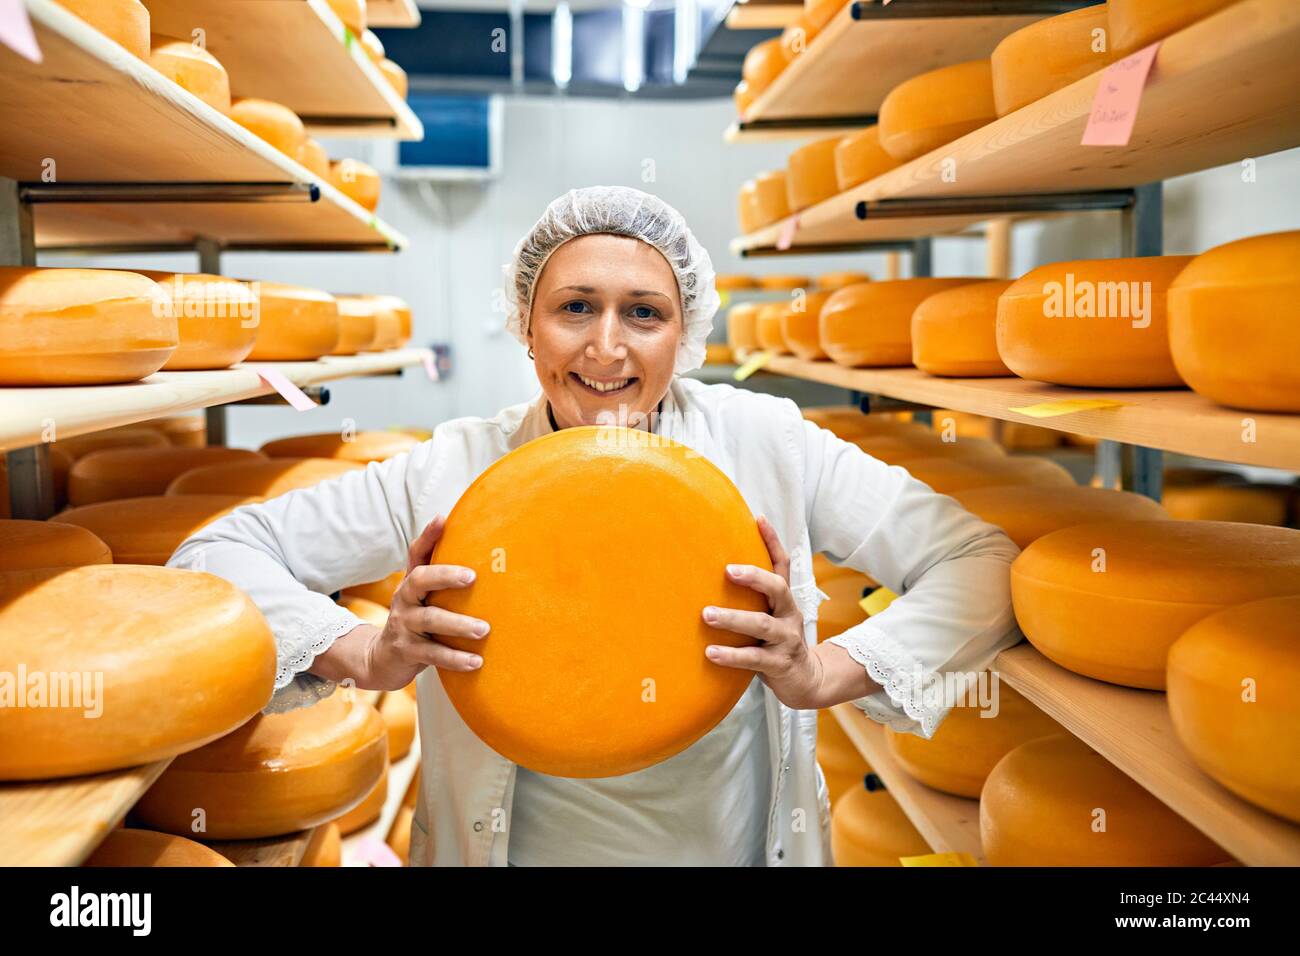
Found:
[831,703,986,864]
[764,356,1300,472]
[367,0,422,28]
[0,759,173,866]
[209,828,315,867]
[726,2,802,29]
[996,643,1300,867]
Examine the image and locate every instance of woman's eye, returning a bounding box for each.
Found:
[562,301,590,314]
[631,305,659,320]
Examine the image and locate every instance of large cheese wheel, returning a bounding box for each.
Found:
[1168,231,1300,412]
[853,432,1005,466]
[953,485,1168,549]
[0,519,112,570]
[0,267,176,386]
[326,0,366,35]
[756,274,812,291]
[68,446,263,505]
[930,409,1063,452]
[1168,596,1300,824]
[1011,521,1300,689]
[53,495,259,565]
[981,734,1232,866]
[329,159,381,212]
[831,785,930,866]
[336,294,400,350]
[818,708,869,803]
[228,98,305,157]
[886,680,1061,798]
[705,344,734,366]
[137,271,258,370]
[904,455,1076,495]
[737,181,763,235]
[387,805,413,865]
[53,427,168,462]
[816,273,869,294]
[432,427,770,778]
[741,38,789,95]
[912,280,1014,377]
[716,275,758,292]
[167,457,363,497]
[378,295,412,344]
[751,171,792,228]
[56,0,149,59]
[821,278,978,367]
[329,296,378,356]
[338,595,389,629]
[801,406,927,441]
[756,302,792,355]
[335,762,388,835]
[296,137,331,179]
[300,822,342,867]
[997,256,1192,387]
[243,282,340,361]
[786,135,841,212]
[259,430,418,464]
[1163,483,1290,526]
[726,303,761,353]
[85,829,234,868]
[991,5,1113,117]
[778,290,833,360]
[379,690,416,760]
[148,35,231,113]
[816,573,869,642]
[378,58,407,99]
[140,414,206,448]
[780,15,819,63]
[0,565,275,779]
[878,60,996,162]
[1109,0,1248,56]
[733,80,756,118]
[342,569,402,607]
[834,125,898,192]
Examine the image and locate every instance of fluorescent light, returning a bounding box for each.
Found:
[552,2,572,89]
[622,4,644,93]
[673,0,698,85]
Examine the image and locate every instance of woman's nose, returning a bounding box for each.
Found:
[585,308,628,364]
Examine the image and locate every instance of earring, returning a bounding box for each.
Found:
[528,347,535,359]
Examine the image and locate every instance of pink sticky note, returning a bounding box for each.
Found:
[775,215,799,251]
[352,837,403,867]
[257,368,318,411]
[0,0,42,62]
[421,350,440,382]
[1081,42,1160,147]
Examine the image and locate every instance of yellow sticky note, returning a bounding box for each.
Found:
[1009,398,1126,419]
[733,350,771,382]
[859,587,898,616]
[719,290,732,308]
[900,852,980,868]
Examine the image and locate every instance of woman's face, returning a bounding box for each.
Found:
[527,233,682,430]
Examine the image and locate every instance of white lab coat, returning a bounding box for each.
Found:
[169,376,1021,866]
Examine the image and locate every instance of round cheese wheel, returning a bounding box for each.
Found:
[378,295,412,344]
[751,170,792,228]
[336,761,388,835]
[952,485,1168,549]
[786,135,842,212]
[816,573,869,642]
[801,407,927,441]
[338,594,389,629]
[387,805,413,865]
[737,181,763,235]
[0,519,112,570]
[243,282,340,361]
[228,98,305,157]
[991,5,1114,117]
[326,0,366,35]
[1011,521,1300,689]
[780,15,819,63]
[139,414,206,448]
[300,822,342,867]
[756,302,792,354]
[778,290,833,360]
[818,708,869,803]
[342,569,403,607]
[981,734,1232,866]
[903,455,1076,495]
[360,28,384,62]
[378,58,407,98]
[85,829,234,867]
[402,763,420,803]
[53,426,168,462]
[834,125,898,192]
[912,280,1014,377]
[817,271,872,291]
[68,446,263,505]
[705,344,734,365]
[167,457,363,497]
[137,271,258,370]
[1168,596,1300,824]
[726,303,761,353]
[741,38,789,95]
[805,0,848,31]
[756,274,812,291]
[885,679,1061,798]
[1163,484,1290,526]
[432,427,771,778]
[821,278,979,367]
[329,159,381,212]
[148,34,231,113]
[997,256,1192,387]
[716,275,757,292]
[733,79,755,118]
[878,60,996,162]
[335,294,400,350]
[0,267,176,386]
[259,430,419,464]
[329,296,378,356]
[831,785,930,866]
[1168,231,1300,412]
[853,433,1005,466]
[0,564,275,780]
[52,495,259,565]
[379,689,416,761]
[296,137,331,179]
[1109,0,1247,56]
[56,0,149,59]
[137,692,388,840]
[930,409,1063,452]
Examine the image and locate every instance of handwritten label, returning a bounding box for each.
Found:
[775,216,799,251]
[257,368,318,411]
[350,837,403,868]
[900,852,980,867]
[1009,398,1126,419]
[421,350,440,382]
[1081,42,1160,147]
[858,587,898,616]
[732,350,771,382]
[0,0,41,62]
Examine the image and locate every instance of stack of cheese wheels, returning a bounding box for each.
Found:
[981,734,1232,865]
[379,690,417,760]
[168,457,363,497]
[757,274,811,291]
[748,172,792,230]
[821,278,979,367]
[817,708,869,803]
[904,455,1076,495]
[343,569,403,607]
[296,138,331,179]
[379,59,408,98]
[741,38,789,100]
[55,0,150,59]
[85,830,234,868]
[137,271,259,370]
[815,573,870,642]
[0,267,177,386]
[1109,0,1247,55]
[832,784,930,866]
[0,565,275,779]
[259,430,419,464]
[148,35,231,113]
[329,159,381,212]
[912,280,1014,377]
[756,302,792,355]
[726,303,761,355]
[326,0,366,35]
[1011,521,1300,689]
[388,806,414,865]
[1168,231,1300,412]
[228,98,305,158]
[68,446,263,505]
[334,294,402,351]
[853,432,1005,466]
[53,495,259,565]
[997,256,1192,387]
[953,485,1169,550]
[137,414,206,449]
[244,282,341,360]
[885,678,1063,798]
[834,126,898,192]
[338,594,389,628]
[300,822,342,867]
[1163,482,1291,526]
[335,762,389,835]
[779,290,834,360]
[990,5,1113,117]
[0,519,112,570]
[930,409,1063,452]
[817,271,871,291]
[1168,596,1300,823]
[717,274,758,292]
[786,136,842,212]
[53,426,167,461]
[878,60,997,162]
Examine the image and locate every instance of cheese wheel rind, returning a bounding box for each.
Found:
[0,519,113,570]
[259,430,418,464]
[821,278,979,368]
[878,60,996,162]
[56,0,150,59]
[834,126,898,192]
[148,34,232,113]
[167,457,363,497]
[85,829,235,867]
[137,271,258,370]
[785,135,842,212]
[912,280,1014,377]
[68,446,264,505]
[228,98,305,157]
[990,6,1114,117]
[831,786,930,867]
[52,495,259,565]
[951,485,1169,550]
[244,282,341,361]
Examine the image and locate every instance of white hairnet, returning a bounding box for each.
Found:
[503,186,720,375]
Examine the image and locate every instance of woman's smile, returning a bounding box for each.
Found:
[570,371,638,396]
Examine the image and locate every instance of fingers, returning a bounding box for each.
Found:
[398,636,483,673]
[755,514,790,582]
[406,514,446,573]
[724,562,797,618]
[406,604,489,641]
[704,644,770,672]
[398,561,476,606]
[702,605,782,643]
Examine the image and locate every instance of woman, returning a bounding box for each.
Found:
[170,186,1020,866]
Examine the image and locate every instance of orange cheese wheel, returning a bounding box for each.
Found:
[378,58,407,98]
[991,5,1114,117]
[228,98,305,157]
[853,433,1004,466]
[952,485,1168,550]
[817,708,869,803]
[805,0,847,31]
[716,274,758,292]
[378,295,412,344]
[817,271,872,291]
[329,159,381,212]
[137,271,258,370]
[1163,484,1291,526]
[834,125,898,192]
[300,822,342,867]
[780,15,819,63]
[402,763,420,803]
[821,278,979,367]
[432,427,771,778]
[330,296,378,356]
[360,28,385,62]
[137,414,206,448]
[726,303,761,353]
[737,181,763,235]
[56,0,149,59]
[1011,521,1300,690]
[733,80,756,118]
[335,294,401,350]
[997,256,1192,387]
[0,565,275,780]
[326,0,366,35]
[981,734,1232,866]
[878,60,996,162]
[904,455,1076,495]
[52,427,168,462]
[379,689,416,761]
[167,457,363,497]
[137,691,388,840]
[259,430,418,464]
[338,594,389,629]
[387,805,413,865]
[1168,596,1300,824]
[296,138,331,179]
[1168,231,1300,412]
[755,302,792,355]
[243,282,340,361]
[53,495,259,565]
[68,446,263,505]
[912,280,1014,377]
[0,519,112,570]
[342,569,403,607]
[778,290,833,360]
[741,38,789,95]
[751,170,792,228]
[801,407,927,441]
[148,34,231,113]
[831,785,930,867]
[705,344,734,365]
[929,409,1063,452]
[786,135,841,212]
[756,274,811,291]
[335,761,388,835]
[816,573,870,642]
[85,829,234,868]
[1109,0,1247,56]
[0,267,176,386]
